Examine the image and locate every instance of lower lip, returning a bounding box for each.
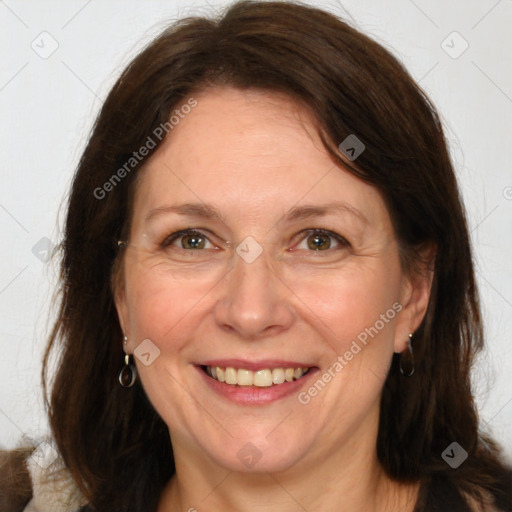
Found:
[196,366,319,405]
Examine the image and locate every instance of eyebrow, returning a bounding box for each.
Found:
[144,201,368,225]
[283,202,368,225]
[145,203,226,223]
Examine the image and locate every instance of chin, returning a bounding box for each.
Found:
[203,432,312,474]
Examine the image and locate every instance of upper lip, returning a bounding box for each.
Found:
[198,359,315,371]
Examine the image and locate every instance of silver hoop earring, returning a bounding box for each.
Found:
[399,333,415,377]
[118,353,137,388]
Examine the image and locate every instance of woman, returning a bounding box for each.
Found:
[6,1,511,510]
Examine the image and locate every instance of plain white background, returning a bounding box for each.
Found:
[1,0,511,464]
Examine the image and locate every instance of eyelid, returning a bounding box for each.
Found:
[291,228,351,250]
[161,227,350,253]
[161,228,222,249]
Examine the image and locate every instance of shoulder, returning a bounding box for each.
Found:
[461,491,501,512]
[24,442,86,512]
[0,442,86,512]
[465,465,512,512]
[0,446,33,512]
[462,484,512,512]
[422,470,512,512]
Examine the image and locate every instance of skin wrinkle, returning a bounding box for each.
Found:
[115,87,432,511]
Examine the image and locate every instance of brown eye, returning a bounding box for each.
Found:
[161,230,214,250]
[295,229,350,252]
[181,233,206,249]
[307,233,331,250]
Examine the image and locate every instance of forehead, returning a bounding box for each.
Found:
[131,87,390,230]
[145,88,330,190]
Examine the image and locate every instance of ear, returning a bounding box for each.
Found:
[394,243,436,353]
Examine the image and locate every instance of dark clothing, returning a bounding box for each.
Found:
[75,472,512,511]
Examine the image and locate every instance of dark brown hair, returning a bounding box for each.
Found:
[42,1,510,510]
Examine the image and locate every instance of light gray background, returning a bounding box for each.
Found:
[1,0,511,462]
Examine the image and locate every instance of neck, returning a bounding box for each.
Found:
[158,410,420,511]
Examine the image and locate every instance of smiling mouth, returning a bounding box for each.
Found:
[201,365,311,387]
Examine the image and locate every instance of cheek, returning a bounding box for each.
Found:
[291,261,404,420]
[125,264,216,345]
[290,257,403,354]
[123,268,216,420]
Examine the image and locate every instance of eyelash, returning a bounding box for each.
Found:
[160,228,350,253]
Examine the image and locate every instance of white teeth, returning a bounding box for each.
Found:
[205,366,310,387]
[254,369,272,387]
[237,369,253,386]
[272,368,285,384]
[225,367,237,385]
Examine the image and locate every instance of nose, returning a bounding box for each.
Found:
[213,247,295,340]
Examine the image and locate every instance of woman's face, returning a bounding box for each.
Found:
[116,87,429,474]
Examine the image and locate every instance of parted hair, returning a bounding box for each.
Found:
[40,1,511,511]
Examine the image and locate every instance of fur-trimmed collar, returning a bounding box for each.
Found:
[23,442,86,512]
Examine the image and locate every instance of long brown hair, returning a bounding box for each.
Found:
[43,1,510,510]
